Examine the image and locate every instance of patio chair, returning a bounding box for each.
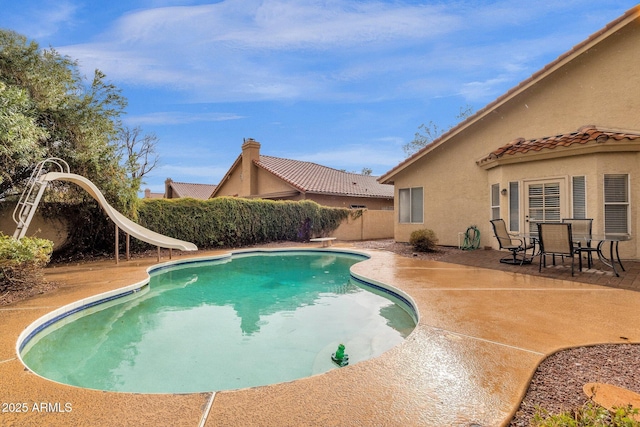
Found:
[537,222,576,276]
[562,218,596,270]
[489,219,534,265]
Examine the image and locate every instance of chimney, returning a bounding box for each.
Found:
[144,188,151,199]
[241,139,260,197]
[165,178,173,198]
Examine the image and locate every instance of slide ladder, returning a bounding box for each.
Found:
[12,158,70,239]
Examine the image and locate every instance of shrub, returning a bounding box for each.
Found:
[532,401,640,426]
[0,234,53,292]
[409,229,438,252]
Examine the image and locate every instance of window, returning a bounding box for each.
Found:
[399,187,423,223]
[528,182,560,223]
[508,182,519,231]
[572,176,586,219]
[491,184,500,220]
[604,174,629,234]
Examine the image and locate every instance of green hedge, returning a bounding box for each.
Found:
[136,197,351,249]
[1,197,351,259]
[0,234,53,292]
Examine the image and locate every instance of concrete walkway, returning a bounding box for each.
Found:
[1,244,639,426]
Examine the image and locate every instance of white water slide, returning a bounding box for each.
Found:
[12,159,197,252]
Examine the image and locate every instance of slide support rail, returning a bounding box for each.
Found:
[12,158,70,239]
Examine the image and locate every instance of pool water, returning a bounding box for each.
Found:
[20,251,416,393]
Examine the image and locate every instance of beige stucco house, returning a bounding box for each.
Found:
[380,6,640,260]
[212,139,394,210]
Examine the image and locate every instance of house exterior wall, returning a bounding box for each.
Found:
[390,16,640,259]
[485,151,640,259]
[391,124,490,246]
[214,165,244,197]
[255,167,300,198]
[306,193,393,210]
[215,165,302,199]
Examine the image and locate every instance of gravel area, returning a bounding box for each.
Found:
[510,344,640,426]
[352,240,640,426]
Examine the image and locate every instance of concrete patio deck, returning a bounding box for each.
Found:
[1,243,639,426]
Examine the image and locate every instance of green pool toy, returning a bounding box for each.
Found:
[331,343,349,367]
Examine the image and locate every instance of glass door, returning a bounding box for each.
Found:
[525,180,564,234]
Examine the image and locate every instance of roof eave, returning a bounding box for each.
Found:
[477,138,640,170]
[306,190,394,199]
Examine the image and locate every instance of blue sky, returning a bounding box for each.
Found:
[1,1,635,194]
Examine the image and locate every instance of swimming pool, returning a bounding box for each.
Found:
[18,250,417,393]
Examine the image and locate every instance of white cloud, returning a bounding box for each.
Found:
[7,0,78,39]
[53,0,630,105]
[458,76,514,102]
[55,0,465,101]
[125,111,245,126]
[110,1,458,49]
[294,144,404,172]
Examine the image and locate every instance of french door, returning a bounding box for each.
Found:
[525,179,566,234]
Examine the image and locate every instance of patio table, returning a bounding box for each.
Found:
[574,233,631,277]
[519,231,631,276]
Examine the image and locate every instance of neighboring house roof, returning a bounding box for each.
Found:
[379,5,640,184]
[143,189,164,199]
[168,181,217,199]
[477,126,640,167]
[255,155,394,198]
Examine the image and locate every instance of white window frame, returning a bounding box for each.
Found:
[490,183,500,220]
[508,181,519,232]
[571,176,587,219]
[398,187,423,224]
[604,174,630,234]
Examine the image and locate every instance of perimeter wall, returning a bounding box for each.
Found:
[0,202,69,248]
[333,209,394,241]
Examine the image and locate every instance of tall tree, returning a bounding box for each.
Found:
[0,82,47,194]
[0,30,133,213]
[402,105,475,157]
[117,125,160,188]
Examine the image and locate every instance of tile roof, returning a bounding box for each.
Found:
[144,190,164,199]
[168,181,217,199]
[477,126,640,165]
[255,156,394,198]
